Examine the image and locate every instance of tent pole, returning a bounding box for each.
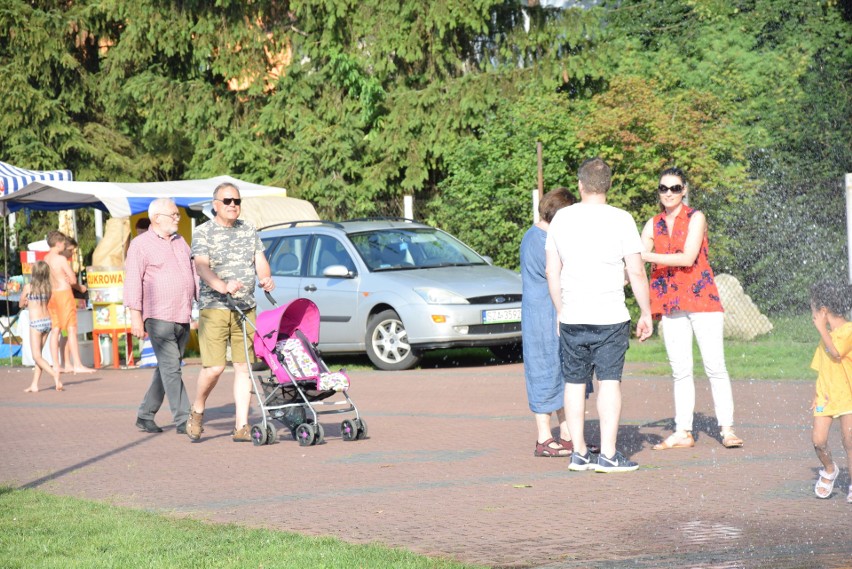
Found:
[3,215,10,365]
[94,210,103,243]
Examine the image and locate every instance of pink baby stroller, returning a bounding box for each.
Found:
[231,295,367,446]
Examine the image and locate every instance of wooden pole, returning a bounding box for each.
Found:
[536,141,544,199]
[846,173,852,284]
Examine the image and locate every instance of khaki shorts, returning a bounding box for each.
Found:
[198,308,256,367]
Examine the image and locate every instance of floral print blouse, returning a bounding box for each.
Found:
[649,205,724,318]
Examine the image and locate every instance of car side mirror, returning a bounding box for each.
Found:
[323,265,353,278]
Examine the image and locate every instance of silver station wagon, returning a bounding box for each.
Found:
[255,219,522,370]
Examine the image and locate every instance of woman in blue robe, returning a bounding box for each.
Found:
[521,187,575,457]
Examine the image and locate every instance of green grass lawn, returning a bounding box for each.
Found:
[626,313,817,380]
[0,487,482,569]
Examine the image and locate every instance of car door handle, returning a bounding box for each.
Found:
[304,284,317,292]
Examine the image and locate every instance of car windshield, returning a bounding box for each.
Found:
[348,228,487,272]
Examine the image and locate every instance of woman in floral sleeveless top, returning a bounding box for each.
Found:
[640,167,743,450]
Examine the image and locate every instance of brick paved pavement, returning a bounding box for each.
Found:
[1,361,850,568]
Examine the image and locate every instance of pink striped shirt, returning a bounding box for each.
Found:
[123,230,198,324]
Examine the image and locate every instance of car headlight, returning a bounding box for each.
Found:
[413,287,469,305]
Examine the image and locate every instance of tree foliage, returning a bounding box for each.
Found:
[0,0,849,313]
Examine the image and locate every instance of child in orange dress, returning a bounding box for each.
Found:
[21,261,62,392]
[809,282,852,502]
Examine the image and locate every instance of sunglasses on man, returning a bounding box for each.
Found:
[215,198,242,206]
[658,184,684,194]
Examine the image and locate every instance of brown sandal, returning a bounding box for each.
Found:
[534,437,572,457]
[721,429,743,448]
[652,431,695,450]
[186,408,204,441]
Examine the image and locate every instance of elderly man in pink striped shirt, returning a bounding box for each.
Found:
[124,198,199,434]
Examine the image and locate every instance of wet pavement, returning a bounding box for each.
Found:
[1,361,850,568]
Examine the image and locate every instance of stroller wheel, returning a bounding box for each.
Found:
[355,418,369,440]
[341,419,358,442]
[250,424,267,446]
[295,423,316,447]
[314,423,325,445]
[266,423,277,445]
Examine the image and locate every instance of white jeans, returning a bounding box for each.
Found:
[661,311,735,432]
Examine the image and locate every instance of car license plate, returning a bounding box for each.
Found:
[482,308,521,324]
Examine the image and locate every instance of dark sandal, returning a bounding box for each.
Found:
[557,437,597,455]
[556,437,574,454]
[534,437,572,457]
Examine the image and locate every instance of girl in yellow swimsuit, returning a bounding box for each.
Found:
[20,261,62,392]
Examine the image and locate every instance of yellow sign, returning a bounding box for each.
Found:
[87,268,129,331]
[87,270,124,288]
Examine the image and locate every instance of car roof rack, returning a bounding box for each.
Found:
[343,216,419,223]
[258,220,344,231]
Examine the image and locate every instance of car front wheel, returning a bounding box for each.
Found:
[365,309,421,371]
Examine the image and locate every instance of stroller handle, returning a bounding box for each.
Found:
[264,290,277,306]
[224,290,278,314]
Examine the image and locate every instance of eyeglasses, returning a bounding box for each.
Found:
[215,198,242,206]
[155,212,181,220]
[658,184,684,194]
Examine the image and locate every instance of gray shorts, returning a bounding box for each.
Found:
[559,321,630,383]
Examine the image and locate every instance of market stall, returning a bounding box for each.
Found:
[0,162,74,361]
[0,174,311,367]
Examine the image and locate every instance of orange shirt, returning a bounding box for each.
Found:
[649,205,724,318]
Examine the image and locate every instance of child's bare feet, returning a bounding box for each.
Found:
[56,385,65,391]
[24,386,39,393]
[73,366,95,374]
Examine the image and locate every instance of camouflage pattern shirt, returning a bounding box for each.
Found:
[192,218,264,310]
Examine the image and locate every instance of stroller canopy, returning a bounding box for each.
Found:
[254,298,321,355]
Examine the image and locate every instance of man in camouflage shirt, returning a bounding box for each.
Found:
[186,182,275,442]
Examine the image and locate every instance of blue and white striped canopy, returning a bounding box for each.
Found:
[0,161,73,195]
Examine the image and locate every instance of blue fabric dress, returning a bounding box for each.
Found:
[520,225,563,414]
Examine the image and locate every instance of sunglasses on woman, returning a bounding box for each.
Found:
[658,184,684,194]
[216,197,242,206]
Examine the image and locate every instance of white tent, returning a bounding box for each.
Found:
[0,175,287,217]
[188,194,319,229]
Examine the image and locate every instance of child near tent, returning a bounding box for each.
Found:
[20,261,62,392]
[809,281,852,502]
[58,237,88,371]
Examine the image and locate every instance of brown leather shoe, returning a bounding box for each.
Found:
[232,424,252,442]
[186,408,204,441]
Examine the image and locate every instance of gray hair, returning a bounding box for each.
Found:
[148,197,177,218]
[213,182,240,201]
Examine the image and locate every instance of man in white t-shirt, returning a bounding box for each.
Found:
[545,157,652,473]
